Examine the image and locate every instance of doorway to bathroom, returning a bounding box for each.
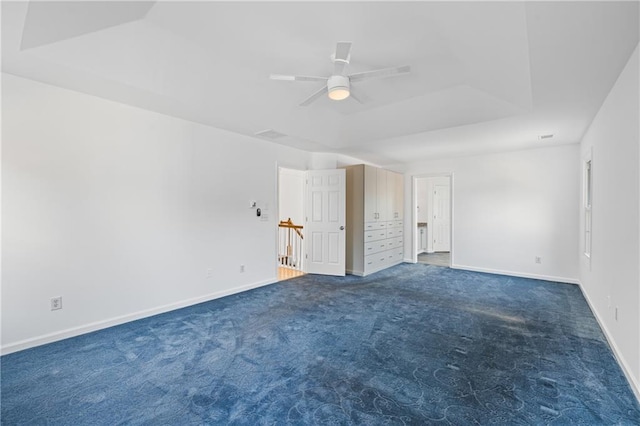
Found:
[414,175,452,267]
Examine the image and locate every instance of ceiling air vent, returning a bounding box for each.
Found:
[538,134,554,140]
[255,129,287,140]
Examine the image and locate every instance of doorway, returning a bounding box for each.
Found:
[276,167,347,279]
[277,167,306,281]
[414,174,453,267]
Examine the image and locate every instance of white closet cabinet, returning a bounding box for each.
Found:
[388,171,403,220]
[364,166,388,222]
[343,164,404,276]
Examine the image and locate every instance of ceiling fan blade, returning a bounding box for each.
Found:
[299,85,328,106]
[349,86,371,104]
[333,41,352,75]
[348,65,411,82]
[270,74,328,82]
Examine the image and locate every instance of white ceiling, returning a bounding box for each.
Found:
[2,1,639,166]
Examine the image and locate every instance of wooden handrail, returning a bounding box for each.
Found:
[279,218,303,239]
[278,222,303,230]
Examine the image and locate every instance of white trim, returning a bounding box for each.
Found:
[275,162,282,278]
[1,278,276,355]
[578,281,640,403]
[450,174,455,267]
[411,176,418,263]
[450,263,579,285]
[582,148,593,269]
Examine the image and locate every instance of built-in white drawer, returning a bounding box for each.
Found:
[365,222,386,231]
[386,228,398,238]
[387,249,404,263]
[364,252,388,270]
[365,240,388,255]
[390,236,403,249]
[364,230,388,242]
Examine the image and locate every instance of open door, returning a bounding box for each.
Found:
[432,182,451,252]
[305,169,346,276]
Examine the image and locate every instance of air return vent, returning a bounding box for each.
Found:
[255,129,287,139]
[538,134,554,140]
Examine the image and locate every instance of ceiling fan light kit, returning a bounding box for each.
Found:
[270,41,410,106]
[328,75,350,100]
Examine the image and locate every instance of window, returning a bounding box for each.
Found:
[584,158,592,258]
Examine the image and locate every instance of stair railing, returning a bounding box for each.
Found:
[278,218,304,272]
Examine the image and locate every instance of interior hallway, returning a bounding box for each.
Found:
[278,267,305,281]
[418,252,450,267]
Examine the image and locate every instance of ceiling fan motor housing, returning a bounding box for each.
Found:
[328,75,350,100]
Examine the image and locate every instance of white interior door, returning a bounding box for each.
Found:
[432,183,451,252]
[305,169,346,276]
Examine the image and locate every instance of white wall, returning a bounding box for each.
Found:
[1,74,318,353]
[278,168,304,226]
[404,144,580,283]
[578,43,639,396]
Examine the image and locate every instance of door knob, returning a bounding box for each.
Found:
[339,226,345,230]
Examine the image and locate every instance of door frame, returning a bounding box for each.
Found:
[411,172,454,266]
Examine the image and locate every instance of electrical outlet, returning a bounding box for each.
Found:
[206,268,213,278]
[535,256,542,264]
[615,307,618,321]
[51,296,62,311]
[240,265,245,273]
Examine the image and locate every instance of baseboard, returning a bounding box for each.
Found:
[403,257,415,263]
[1,278,276,355]
[450,264,579,285]
[577,281,640,403]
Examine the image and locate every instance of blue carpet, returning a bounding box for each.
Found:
[2,264,639,425]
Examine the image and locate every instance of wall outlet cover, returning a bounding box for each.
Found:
[51,297,62,311]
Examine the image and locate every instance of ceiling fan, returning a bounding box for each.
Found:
[270,42,411,106]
